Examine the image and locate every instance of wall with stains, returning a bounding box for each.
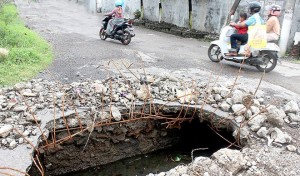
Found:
[99,0,290,32]
[191,0,232,32]
[123,0,140,18]
[160,0,189,28]
[99,0,114,13]
[143,0,160,22]
[98,0,299,52]
[288,0,300,48]
[97,0,139,18]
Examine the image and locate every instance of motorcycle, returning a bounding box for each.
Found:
[99,15,135,45]
[208,24,280,73]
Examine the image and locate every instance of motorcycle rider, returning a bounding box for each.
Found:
[229,1,264,56]
[105,0,124,36]
[230,1,264,28]
[266,4,281,42]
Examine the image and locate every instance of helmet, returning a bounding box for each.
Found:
[115,0,124,7]
[269,4,281,11]
[266,4,281,16]
[249,1,261,13]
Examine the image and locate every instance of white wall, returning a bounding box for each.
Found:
[161,0,189,28]
[99,0,140,18]
[123,0,140,19]
[143,0,160,22]
[98,0,299,53]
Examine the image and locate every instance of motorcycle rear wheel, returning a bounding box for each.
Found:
[99,28,107,40]
[121,30,131,45]
[255,51,277,73]
[208,44,222,62]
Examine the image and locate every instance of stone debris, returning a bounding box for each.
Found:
[288,113,300,122]
[266,105,286,127]
[287,145,297,152]
[212,148,247,174]
[269,127,292,144]
[111,106,122,121]
[284,100,300,113]
[0,125,13,138]
[0,74,299,175]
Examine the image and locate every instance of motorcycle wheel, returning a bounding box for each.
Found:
[99,28,107,40]
[121,30,131,45]
[255,51,277,73]
[208,44,222,62]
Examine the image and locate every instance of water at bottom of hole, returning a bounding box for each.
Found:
[65,148,190,176]
[63,120,236,176]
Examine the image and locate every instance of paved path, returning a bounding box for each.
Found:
[15,0,300,95]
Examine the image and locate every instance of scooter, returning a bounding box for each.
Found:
[208,24,280,73]
[99,15,135,45]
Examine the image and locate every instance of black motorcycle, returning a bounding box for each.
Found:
[99,15,135,45]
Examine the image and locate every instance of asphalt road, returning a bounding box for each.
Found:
[15,0,300,95]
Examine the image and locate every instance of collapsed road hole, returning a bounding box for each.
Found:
[29,113,237,176]
[65,120,237,176]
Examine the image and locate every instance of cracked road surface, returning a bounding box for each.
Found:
[16,0,300,95]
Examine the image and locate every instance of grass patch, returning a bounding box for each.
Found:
[0,3,53,86]
[292,58,300,64]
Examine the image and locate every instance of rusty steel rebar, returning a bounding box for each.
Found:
[0,167,31,176]
[61,94,72,137]
[52,93,57,147]
[13,128,39,155]
[11,57,277,176]
[18,92,49,146]
[31,155,44,176]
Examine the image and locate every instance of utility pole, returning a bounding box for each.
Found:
[141,0,144,19]
[159,0,162,23]
[226,0,241,24]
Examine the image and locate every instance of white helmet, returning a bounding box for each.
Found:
[270,4,281,12]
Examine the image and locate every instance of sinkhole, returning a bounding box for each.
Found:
[29,111,237,176]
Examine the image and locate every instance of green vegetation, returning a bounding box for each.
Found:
[292,57,300,64]
[133,9,141,19]
[0,3,53,86]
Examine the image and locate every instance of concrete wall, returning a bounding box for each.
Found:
[143,0,160,22]
[86,0,97,13]
[161,0,189,28]
[288,0,300,48]
[100,0,114,13]
[123,0,140,18]
[191,0,232,33]
[98,0,292,32]
[97,0,299,52]
[98,0,139,18]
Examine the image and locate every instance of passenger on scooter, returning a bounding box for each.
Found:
[230,1,264,28]
[229,1,264,56]
[105,0,124,35]
[266,4,281,42]
[228,13,248,56]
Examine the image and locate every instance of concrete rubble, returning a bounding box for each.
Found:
[0,73,299,175]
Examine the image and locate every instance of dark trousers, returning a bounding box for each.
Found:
[230,34,248,49]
